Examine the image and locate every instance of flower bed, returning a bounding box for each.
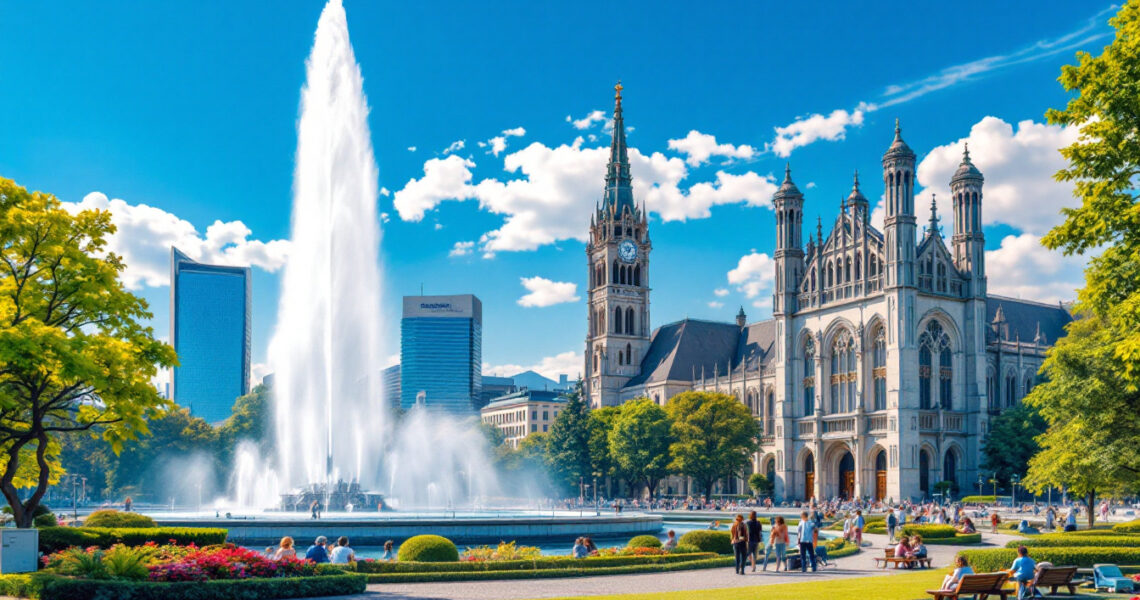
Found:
[33,573,365,600]
[460,541,542,561]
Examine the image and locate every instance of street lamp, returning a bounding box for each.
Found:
[976,475,984,496]
[1011,474,1021,507]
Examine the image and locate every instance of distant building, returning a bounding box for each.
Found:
[479,375,517,409]
[480,389,568,447]
[511,370,572,392]
[400,294,482,414]
[170,247,251,424]
[381,364,401,407]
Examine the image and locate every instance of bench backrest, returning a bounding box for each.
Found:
[1036,567,1077,585]
[956,572,1009,593]
[883,548,895,558]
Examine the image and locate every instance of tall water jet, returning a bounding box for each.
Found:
[269,0,386,492]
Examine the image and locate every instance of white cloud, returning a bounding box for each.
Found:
[379,187,391,197]
[567,110,606,130]
[407,146,417,152]
[915,116,1080,236]
[63,192,289,289]
[985,232,1085,303]
[517,276,580,307]
[449,241,475,257]
[384,353,400,368]
[806,182,817,189]
[442,139,466,154]
[502,127,526,137]
[484,350,582,382]
[768,108,866,158]
[667,130,755,166]
[714,288,729,297]
[482,126,528,157]
[727,251,776,299]
[433,223,444,230]
[708,301,724,309]
[379,212,390,223]
[251,362,272,386]
[392,139,778,255]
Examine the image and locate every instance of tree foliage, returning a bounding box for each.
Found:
[544,385,593,494]
[0,178,176,527]
[748,472,772,497]
[608,398,672,496]
[981,403,1047,485]
[665,391,759,497]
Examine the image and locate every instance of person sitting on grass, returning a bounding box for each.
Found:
[305,535,329,563]
[272,536,297,560]
[1009,545,1037,599]
[381,540,395,561]
[584,536,598,555]
[572,537,588,558]
[958,517,976,534]
[329,536,355,564]
[941,555,974,590]
[662,530,677,551]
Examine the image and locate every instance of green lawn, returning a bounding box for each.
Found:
[534,569,1131,600]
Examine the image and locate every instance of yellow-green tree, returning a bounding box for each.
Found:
[666,391,759,497]
[0,178,176,527]
[609,398,672,497]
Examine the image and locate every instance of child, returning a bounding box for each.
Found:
[990,512,1001,533]
[1009,545,1037,599]
[941,555,974,590]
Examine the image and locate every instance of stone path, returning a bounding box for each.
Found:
[312,531,1025,600]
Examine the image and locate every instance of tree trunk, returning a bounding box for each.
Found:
[1086,490,1096,528]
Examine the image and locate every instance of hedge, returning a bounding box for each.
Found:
[38,527,228,554]
[628,535,662,548]
[923,533,982,545]
[350,552,718,573]
[363,556,735,583]
[1114,519,1140,534]
[1008,534,1140,548]
[677,530,732,555]
[957,547,1140,572]
[960,495,998,504]
[900,524,957,539]
[825,515,884,531]
[396,535,458,563]
[82,510,156,529]
[0,573,365,600]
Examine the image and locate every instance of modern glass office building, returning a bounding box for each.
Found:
[400,294,482,414]
[170,248,251,424]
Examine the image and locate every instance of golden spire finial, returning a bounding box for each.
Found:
[615,80,623,100]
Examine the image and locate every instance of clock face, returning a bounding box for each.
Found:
[618,239,638,263]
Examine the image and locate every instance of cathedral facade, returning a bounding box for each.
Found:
[583,86,1072,502]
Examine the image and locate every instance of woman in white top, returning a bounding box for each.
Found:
[329,536,356,564]
[272,536,297,560]
[942,555,974,590]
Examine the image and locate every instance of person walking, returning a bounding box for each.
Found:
[310,500,321,520]
[746,511,763,572]
[796,511,817,573]
[763,515,789,571]
[730,514,748,575]
[853,509,865,547]
[887,508,899,542]
[990,512,1001,534]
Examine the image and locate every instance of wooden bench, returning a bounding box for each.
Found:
[927,572,1012,600]
[874,548,933,569]
[1032,566,1078,596]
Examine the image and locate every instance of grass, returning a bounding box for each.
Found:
[532,569,1131,600]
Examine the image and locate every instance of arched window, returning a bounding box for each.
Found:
[803,337,816,417]
[626,343,632,366]
[612,260,619,284]
[830,330,856,413]
[617,350,624,366]
[634,264,641,287]
[1024,376,1033,396]
[810,268,816,291]
[620,266,627,285]
[765,391,775,435]
[987,369,997,411]
[855,253,862,279]
[625,307,634,335]
[919,320,950,410]
[827,262,834,287]
[614,307,622,334]
[872,327,887,411]
[845,256,852,282]
[1005,372,1017,407]
[943,449,958,489]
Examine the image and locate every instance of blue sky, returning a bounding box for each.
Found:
[0,1,1112,382]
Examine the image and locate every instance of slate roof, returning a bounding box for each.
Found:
[985,295,1072,345]
[624,318,776,388]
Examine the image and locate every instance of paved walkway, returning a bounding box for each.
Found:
[313,531,1024,600]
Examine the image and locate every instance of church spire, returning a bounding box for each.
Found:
[928,194,941,236]
[603,81,635,217]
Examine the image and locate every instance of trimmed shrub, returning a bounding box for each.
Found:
[825,515,883,531]
[900,524,957,539]
[37,527,228,554]
[957,546,1140,572]
[1114,519,1140,534]
[0,573,54,599]
[83,510,156,528]
[677,530,732,555]
[627,535,662,549]
[925,533,982,545]
[670,544,700,554]
[960,495,997,504]
[1008,534,1140,548]
[33,513,60,528]
[397,535,458,563]
[362,556,734,583]
[864,522,887,534]
[352,552,717,574]
[37,573,366,600]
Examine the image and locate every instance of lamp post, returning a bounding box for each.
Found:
[593,476,599,516]
[976,475,984,497]
[1011,474,1021,507]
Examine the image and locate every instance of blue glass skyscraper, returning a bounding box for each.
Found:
[400,295,482,414]
[170,248,251,423]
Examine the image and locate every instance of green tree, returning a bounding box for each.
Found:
[981,403,1047,485]
[748,472,773,498]
[1042,1,1140,386]
[1024,313,1140,526]
[588,406,621,490]
[217,384,273,468]
[609,398,672,497]
[109,408,219,498]
[0,178,176,527]
[544,385,592,495]
[665,391,760,497]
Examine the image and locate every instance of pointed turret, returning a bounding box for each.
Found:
[950,141,986,296]
[602,82,635,217]
[927,195,941,237]
[772,163,804,316]
[736,306,747,327]
[951,142,984,184]
[884,118,915,160]
[846,170,869,214]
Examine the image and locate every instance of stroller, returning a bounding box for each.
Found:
[1093,564,1136,593]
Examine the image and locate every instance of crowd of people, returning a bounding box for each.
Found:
[266,535,385,563]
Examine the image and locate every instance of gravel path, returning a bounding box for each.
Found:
[311,530,1025,600]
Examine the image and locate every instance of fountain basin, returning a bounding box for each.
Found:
[154,511,663,545]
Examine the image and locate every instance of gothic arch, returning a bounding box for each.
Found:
[916,309,962,349]
[614,306,623,334]
[822,317,858,347]
[942,443,964,490]
[633,264,641,287]
[625,307,635,335]
[612,259,619,284]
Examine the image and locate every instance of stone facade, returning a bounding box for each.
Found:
[584,88,1072,503]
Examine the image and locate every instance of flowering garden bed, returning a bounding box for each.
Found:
[0,542,365,600]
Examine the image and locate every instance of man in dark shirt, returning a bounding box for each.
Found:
[746,510,764,572]
[305,536,329,563]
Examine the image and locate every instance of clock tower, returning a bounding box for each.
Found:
[585,83,652,409]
